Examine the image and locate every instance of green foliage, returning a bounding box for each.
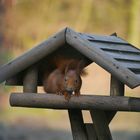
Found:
[1,0,139,55]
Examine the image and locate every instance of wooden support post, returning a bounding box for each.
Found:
[85,123,97,140]
[68,109,88,140]
[90,110,113,140]
[89,75,124,140]
[110,75,124,96]
[89,76,124,140]
[106,75,124,124]
[23,66,38,93]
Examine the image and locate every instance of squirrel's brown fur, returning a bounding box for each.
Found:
[43,58,86,100]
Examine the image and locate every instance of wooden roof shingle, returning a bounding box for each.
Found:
[0,27,140,88]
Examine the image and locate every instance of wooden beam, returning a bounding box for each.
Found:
[10,93,140,112]
[90,110,113,140]
[110,75,124,96]
[66,28,140,88]
[106,75,124,124]
[68,109,88,140]
[23,66,38,93]
[85,123,97,140]
[0,28,66,83]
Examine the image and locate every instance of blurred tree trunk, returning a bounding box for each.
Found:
[127,0,140,47]
[0,0,13,65]
[0,0,5,47]
[75,0,93,31]
[3,0,13,48]
[0,0,13,110]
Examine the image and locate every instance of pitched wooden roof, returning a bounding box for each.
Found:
[0,27,140,88]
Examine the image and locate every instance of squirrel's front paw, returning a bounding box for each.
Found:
[64,92,71,101]
[56,91,63,95]
[74,92,80,97]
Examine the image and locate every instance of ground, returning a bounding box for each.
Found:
[0,122,140,140]
[0,113,140,140]
[0,122,72,140]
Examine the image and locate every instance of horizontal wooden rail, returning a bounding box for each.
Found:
[10,93,140,112]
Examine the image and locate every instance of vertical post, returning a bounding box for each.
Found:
[106,75,124,123]
[90,110,113,140]
[89,76,124,140]
[85,123,97,140]
[68,109,88,140]
[110,75,124,96]
[23,66,38,93]
[89,75,124,140]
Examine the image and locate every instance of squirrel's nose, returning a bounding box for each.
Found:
[66,88,73,95]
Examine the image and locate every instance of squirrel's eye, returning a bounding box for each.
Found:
[75,80,78,83]
[65,78,67,82]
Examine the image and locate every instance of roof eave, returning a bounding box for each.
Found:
[0,28,67,83]
[66,28,140,89]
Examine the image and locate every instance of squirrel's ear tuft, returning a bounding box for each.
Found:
[65,64,69,74]
[76,59,87,76]
[58,63,67,74]
[65,59,78,73]
[80,69,87,76]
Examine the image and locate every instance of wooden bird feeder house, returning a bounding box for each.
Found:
[0,27,140,140]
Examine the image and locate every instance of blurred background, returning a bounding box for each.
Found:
[0,0,140,139]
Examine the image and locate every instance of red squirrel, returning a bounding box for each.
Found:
[43,59,86,100]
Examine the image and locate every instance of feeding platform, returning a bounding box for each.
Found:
[0,27,140,140]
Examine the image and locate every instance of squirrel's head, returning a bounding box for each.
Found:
[64,70,81,94]
[63,60,85,94]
